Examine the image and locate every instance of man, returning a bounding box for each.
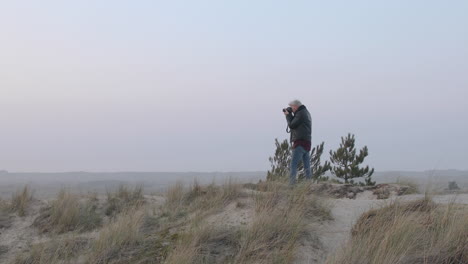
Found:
[283,100,312,185]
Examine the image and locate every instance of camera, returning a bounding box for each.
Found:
[282,107,292,113]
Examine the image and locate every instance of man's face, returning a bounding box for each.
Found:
[290,105,299,113]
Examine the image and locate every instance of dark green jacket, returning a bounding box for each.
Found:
[285,105,312,143]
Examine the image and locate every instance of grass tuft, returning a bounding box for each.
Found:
[13,235,90,264]
[329,197,468,264]
[3,186,34,217]
[162,179,242,222]
[395,178,420,194]
[10,180,333,264]
[105,185,145,216]
[234,182,309,264]
[33,189,101,233]
[87,208,145,264]
[164,181,331,264]
[165,225,241,264]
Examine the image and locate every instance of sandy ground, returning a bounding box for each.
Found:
[1,190,467,264]
[301,193,468,264]
[0,199,46,263]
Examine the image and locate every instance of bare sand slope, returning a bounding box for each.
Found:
[0,199,46,263]
[305,193,468,264]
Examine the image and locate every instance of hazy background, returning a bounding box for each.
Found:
[1,170,467,199]
[1,1,467,172]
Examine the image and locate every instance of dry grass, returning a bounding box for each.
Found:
[188,179,241,213]
[87,208,145,264]
[327,196,468,264]
[23,207,171,264]
[13,235,90,264]
[165,224,241,264]
[164,181,331,264]
[105,185,145,216]
[85,207,175,264]
[9,181,332,264]
[234,182,323,264]
[162,179,242,222]
[149,180,243,263]
[2,186,33,216]
[395,178,420,194]
[33,189,101,233]
[165,181,185,210]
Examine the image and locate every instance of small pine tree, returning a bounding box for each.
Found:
[329,133,375,185]
[267,139,331,182]
[267,139,291,181]
[448,181,460,190]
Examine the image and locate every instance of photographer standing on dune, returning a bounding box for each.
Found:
[283,100,312,185]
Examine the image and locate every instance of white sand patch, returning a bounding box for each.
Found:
[0,199,46,264]
[205,196,254,229]
[300,193,468,264]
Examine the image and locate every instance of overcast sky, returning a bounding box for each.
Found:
[1,1,467,172]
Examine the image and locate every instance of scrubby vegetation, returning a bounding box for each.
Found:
[329,133,375,186]
[448,181,460,191]
[105,185,145,216]
[267,133,375,185]
[5,180,465,264]
[161,179,244,226]
[33,189,102,234]
[394,178,420,194]
[235,183,331,263]
[87,208,146,263]
[13,235,90,264]
[99,180,325,264]
[7,180,332,264]
[0,186,33,217]
[327,197,468,264]
[165,181,331,264]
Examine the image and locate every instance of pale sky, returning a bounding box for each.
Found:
[1,1,467,172]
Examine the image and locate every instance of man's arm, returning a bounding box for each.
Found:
[286,111,303,129]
